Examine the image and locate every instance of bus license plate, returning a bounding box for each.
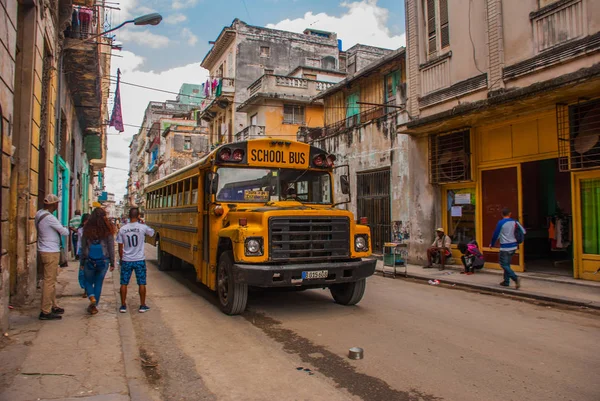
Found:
[302,270,328,280]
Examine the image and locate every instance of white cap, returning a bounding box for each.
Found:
[44,194,60,204]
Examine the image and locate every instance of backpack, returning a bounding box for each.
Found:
[514,221,524,244]
[88,239,105,260]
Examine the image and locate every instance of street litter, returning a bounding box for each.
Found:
[348,347,364,360]
[428,280,440,285]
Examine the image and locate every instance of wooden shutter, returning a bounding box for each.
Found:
[439,0,450,48]
[426,0,437,55]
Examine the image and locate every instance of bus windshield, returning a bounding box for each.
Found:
[216,167,332,204]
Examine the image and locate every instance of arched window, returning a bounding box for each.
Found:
[321,56,336,70]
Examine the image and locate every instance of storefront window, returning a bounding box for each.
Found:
[581,178,600,255]
[447,188,476,244]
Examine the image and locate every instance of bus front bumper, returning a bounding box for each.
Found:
[231,258,377,287]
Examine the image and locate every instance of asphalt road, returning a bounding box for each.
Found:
[129,246,600,401]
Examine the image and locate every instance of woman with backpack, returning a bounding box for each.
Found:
[80,207,116,315]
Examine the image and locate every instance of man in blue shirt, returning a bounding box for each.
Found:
[490,207,525,289]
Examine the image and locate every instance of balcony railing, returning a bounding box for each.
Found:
[304,103,397,141]
[247,74,336,98]
[236,125,266,142]
[66,6,98,39]
[200,78,235,112]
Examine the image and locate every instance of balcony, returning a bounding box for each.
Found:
[235,125,266,142]
[247,74,335,100]
[63,5,105,157]
[307,104,396,140]
[199,78,235,118]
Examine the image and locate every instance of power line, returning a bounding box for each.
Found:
[105,76,358,110]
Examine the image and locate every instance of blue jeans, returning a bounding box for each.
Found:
[83,259,109,305]
[78,269,85,290]
[499,250,518,285]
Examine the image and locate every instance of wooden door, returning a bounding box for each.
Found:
[481,167,521,268]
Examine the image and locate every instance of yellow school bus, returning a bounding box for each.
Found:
[145,138,376,315]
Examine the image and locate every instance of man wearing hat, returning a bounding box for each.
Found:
[425,228,452,270]
[35,194,70,320]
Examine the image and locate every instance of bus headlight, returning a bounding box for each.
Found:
[245,238,263,256]
[355,235,368,252]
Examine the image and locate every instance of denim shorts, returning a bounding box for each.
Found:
[120,260,147,285]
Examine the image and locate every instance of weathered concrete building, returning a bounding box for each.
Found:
[0,0,111,331]
[199,20,342,146]
[303,48,409,254]
[145,118,208,183]
[402,0,600,280]
[236,72,339,141]
[130,99,195,210]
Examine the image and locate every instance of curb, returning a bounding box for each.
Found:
[111,271,160,401]
[376,269,600,310]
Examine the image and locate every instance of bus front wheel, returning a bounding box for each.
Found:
[330,279,366,306]
[217,251,248,315]
[157,241,172,271]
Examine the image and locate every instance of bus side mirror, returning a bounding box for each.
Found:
[205,173,219,194]
[340,175,350,195]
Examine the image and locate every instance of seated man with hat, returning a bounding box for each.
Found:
[425,228,452,270]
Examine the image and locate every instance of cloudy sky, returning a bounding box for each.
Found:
[105,0,406,200]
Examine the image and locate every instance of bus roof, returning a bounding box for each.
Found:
[146,138,329,191]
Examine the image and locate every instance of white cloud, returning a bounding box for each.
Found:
[105,51,209,200]
[267,0,405,50]
[172,0,198,10]
[165,13,188,24]
[118,29,171,48]
[181,28,198,46]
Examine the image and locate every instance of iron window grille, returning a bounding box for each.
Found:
[557,99,600,172]
[429,129,472,184]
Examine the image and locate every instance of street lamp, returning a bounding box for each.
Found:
[65,13,163,49]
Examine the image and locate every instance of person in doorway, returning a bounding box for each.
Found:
[76,213,90,297]
[490,207,525,289]
[69,210,82,260]
[80,207,116,315]
[35,194,70,320]
[458,241,485,275]
[425,228,452,270]
[116,207,155,313]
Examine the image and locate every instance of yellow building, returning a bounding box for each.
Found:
[236,73,340,141]
[403,0,600,280]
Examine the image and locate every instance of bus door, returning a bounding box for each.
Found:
[201,172,214,286]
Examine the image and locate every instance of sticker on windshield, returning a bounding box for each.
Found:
[244,190,270,201]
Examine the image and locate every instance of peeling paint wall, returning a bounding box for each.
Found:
[0,0,18,332]
[313,114,419,256]
[232,21,340,137]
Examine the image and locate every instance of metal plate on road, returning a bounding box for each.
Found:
[302,270,328,279]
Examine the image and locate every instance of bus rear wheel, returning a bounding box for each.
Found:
[330,279,366,306]
[157,241,173,271]
[217,251,248,315]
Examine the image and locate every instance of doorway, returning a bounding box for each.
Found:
[356,168,391,254]
[521,159,573,276]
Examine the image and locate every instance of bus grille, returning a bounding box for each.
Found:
[269,217,350,261]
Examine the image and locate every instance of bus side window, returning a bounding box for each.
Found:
[160,187,165,208]
[191,178,198,204]
[185,178,191,205]
[173,183,178,207]
[177,181,183,206]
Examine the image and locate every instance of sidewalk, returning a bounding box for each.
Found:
[0,260,153,401]
[375,260,600,309]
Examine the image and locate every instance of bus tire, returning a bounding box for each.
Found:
[217,251,248,315]
[157,241,172,271]
[330,279,366,306]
